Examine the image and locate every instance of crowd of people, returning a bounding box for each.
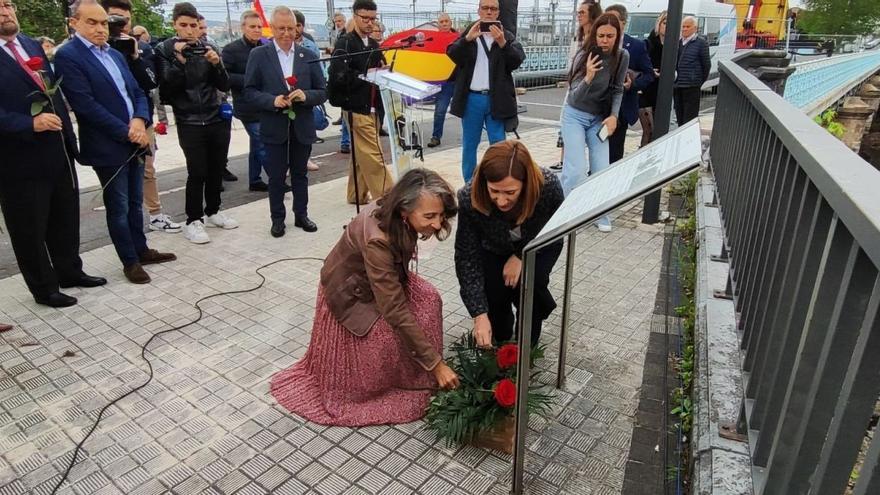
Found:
[2,0,710,424]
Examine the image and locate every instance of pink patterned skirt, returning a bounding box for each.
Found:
[270,274,443,426]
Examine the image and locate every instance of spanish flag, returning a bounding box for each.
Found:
[253,0,272,38]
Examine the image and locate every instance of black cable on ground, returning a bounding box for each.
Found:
[50,256,326,494]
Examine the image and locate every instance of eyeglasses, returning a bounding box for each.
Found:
[576,10,587,15]
[356,14,377,23]
[0,2,16,11]
[479,6,500,12]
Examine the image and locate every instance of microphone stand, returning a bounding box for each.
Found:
[315,40,428,214]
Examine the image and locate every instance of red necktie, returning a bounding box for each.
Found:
[6,41,46,91]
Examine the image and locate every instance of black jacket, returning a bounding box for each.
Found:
[454,169,564,318]
[154,38,230,126]
[446,25,524,123]
[328,31,385,115]
[675,35,710,89]
[640,30,664,108]
[124,40,158,118]
[221,36,263,122]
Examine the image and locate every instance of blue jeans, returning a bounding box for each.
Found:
[461,92,506,181]
[560,103,611,227]
[340,114,351,147]
[431,82,455,140]
[95,160,148,267]
[243,121,267,185]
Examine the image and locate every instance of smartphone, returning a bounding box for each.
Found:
[588,46,603,60]
[479,21,501,32]
[597,124,609,142]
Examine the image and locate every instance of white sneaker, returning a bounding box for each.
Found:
[184,220,211,244]
[205,212,239,230]
[149,213,182,233]
[597,223,613,233]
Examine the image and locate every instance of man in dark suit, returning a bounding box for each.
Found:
[0,0,105,307]
[606,4,655,164]
[55,0,176,285]
[245,6,326,237]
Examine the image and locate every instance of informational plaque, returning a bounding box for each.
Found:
[533,119,703,245]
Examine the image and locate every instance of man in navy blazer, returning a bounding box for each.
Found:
[606,5,655,164]
[55,0,176,285]
[244,6,327,237]
[0,0,105,307]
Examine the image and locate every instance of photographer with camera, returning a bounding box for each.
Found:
[101,0,181,234]
[155,2,238,245]
[446,0,524,181]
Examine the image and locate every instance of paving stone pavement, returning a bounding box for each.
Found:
[0,127,667,495]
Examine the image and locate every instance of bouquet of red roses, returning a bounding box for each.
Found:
[424,334,554,449]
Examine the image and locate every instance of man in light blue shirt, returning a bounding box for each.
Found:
[74,31,134,119]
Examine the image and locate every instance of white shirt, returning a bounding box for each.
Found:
[1,36,30,62]
[274,40,295,80]
[681,33,698,46]
[469,33,495,91]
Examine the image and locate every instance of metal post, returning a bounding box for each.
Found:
[224,0,234,41]
[642,0,684,224]
[785,17,792,54]
[512,249,537,495]
[556,233,576,389]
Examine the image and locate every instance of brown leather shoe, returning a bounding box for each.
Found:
[139,248,177,265]
[123,263,151,284]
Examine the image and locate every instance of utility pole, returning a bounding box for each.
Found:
[550,0,557,44]
[224,0,234,40]
[642,0,683,224]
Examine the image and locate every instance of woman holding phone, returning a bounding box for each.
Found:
[559,13,628,232]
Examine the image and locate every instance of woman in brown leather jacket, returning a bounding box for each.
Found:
[271,169,460,426]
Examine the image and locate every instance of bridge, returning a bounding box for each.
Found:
[0,27,879,495]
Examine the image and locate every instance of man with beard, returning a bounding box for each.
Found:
[0,0,106,306]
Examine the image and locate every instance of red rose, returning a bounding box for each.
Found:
[494,378,517,408]
[25,56,44,71]
[285,75,298,87]
[155,122,168,135]
[496,344,518,369]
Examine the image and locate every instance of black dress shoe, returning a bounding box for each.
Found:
[294,216,318,232]
[222,168,238,182]
[35,292,77,308]
[283,183,292,192]
[249,181,269,192]
[270,221,286,238]
[59,274,107,289]
[379,128,389,137]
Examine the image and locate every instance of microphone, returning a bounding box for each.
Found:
[397,32,426,45]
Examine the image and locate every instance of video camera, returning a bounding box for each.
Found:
[107,15,137,56]
[179,39,209,58]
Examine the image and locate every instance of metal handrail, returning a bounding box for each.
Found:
[710,59,880,494]
[784,50,880,116]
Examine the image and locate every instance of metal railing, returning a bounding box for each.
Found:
[784,51,880,116]
[710,60,880,494]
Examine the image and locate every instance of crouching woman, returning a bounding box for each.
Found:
[271,169,460,426]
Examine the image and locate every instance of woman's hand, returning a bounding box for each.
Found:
[432,361,460,390]
[473,313,493,348]
[603,115,618,137]
[503,255,522,288]
[583,52,602,84]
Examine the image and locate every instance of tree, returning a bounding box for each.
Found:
[18,0,66,41]
[17,0,172,42]
[799,0,880,35]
